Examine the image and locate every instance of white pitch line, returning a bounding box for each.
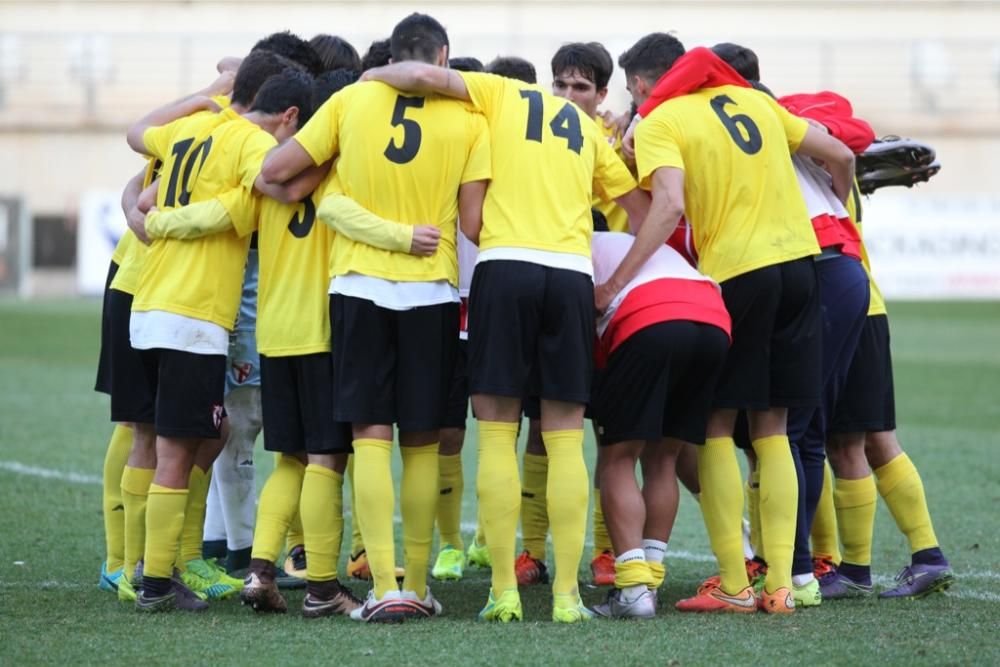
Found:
[0,460,102,485]
[0,459,997,596]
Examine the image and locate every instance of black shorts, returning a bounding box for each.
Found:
[108,289,155,424]
[94,260,119,395]
[594,321,729,446]
[468,260,594,404]
[714,257,822,410]
[260,353,352,454]
[330,294,459,432]
[443,340,470,429]
[829,314,896,433]
[138,347,226,439]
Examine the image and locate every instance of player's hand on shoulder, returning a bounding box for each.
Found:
[409,224,442,256]
[202,71,235,100]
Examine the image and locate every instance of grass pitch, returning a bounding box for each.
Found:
[0,299,998,665]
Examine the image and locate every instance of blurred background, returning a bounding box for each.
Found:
[0,0,998,300]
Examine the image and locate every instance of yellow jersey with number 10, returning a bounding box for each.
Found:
[636,84,818,284]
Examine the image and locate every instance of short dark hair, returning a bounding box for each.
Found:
[310,34,361,74]
[486,56,536,84]
[360,38,392,72]
[618,32,685,83]
[250,68,315,129]
[551,42,614,90]
[449,56,484,73]
[313,68,358,110]
[251,31,324,76]
[711,43,760,82]
[232,50,301,108]
[390,13,449,64]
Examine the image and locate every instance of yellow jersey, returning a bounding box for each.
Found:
[846,181,886,316]
[294,81,491,285]
[459,72,635,258]
[256,168,338,356]
[636,84,818,283]
[110,157,162,295]
[593,119,631,233]
[133,111,267,329]
[111,233,132,265]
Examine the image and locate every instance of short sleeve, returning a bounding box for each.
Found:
[460,112,492,184]
[238,129,278,192]
[593,132,637,201]
[458,72,505,120]
[635,110,684,190]
[217,187,259,238]
[142,118,184,160]
[764,95,809,152]
[293,90,344,166]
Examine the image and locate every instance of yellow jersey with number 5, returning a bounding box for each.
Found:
[636,84,818,284]
[459,71,636,258]
[294,81,491,285]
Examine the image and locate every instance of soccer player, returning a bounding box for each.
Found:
[363,44,648,624]
[260,13,492,623]
[360,38,392,72]
[549,40,631,588]
[310,34,361,74]
[589,231,731,619]
[125,67,317,612]
[619,36,854,613]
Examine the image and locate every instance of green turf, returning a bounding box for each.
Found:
[1,299,998,666]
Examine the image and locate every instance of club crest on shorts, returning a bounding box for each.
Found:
[212,404,225,429]
[231,361,253,384]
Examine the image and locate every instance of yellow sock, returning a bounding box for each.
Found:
[347,454,364,555]
[176,464,212,568]
[436,453,465,550]
[121,466,155,580]
[520,452,549,560]
[477,421,520,593]
[475,512,486,546]
[300,464,345,582]
[592,488,613,558]
[698,438,748,594]
[811,461,842,564]
[615,559,655,589]
[143,483,188,579]
[401,443,439,599]
[834,475,877,566]
[752,435,798,593]
[251,455,305,563]
[648,561,666,589]
[102,424,132,571]
[353,438,397,598]
[874,453,939,553]
[543,429,588,597]
[286,511,305,553]
[746,470,763,561]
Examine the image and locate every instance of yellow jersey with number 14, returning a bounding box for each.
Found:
[294,81,490,286]
[133,112,268,329]
[636,84,818,284]
[459,72,635,259]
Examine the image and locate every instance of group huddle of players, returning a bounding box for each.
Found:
[92,12,953,623]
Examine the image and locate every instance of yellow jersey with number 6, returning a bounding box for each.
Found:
[636,84,818,284]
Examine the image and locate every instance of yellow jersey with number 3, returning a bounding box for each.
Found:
[294,81,491,285]
[256,168,338,356]
[458,71,636,259]
[133,112,269,328]
[636,84,818,283]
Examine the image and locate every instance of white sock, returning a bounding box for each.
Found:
[620,583,647,602]
[741,517,755,560]
[615,548,645,565]
[203,474,227,542]
[217,386,261,551]
[792,573,815,587]
[642,539,667,564]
